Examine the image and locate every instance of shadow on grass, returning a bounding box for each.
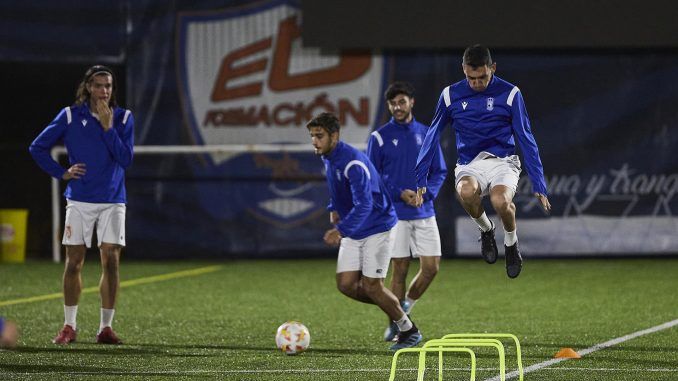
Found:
[9,342,582,359]
[8,342,390,357]
[9,345,217,357]
[131,343,390,356]
[0,363,122,373]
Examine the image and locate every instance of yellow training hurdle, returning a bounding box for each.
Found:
[389,333,523,381]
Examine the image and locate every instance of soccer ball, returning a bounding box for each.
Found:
[275,321,310,355]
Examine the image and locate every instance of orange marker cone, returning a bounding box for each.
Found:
[554,347,581,359]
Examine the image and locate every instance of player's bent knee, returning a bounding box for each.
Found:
[420,259,439,278]
[360,277,383,295]
[490,194,511,212]
[336,280,354,296]
[457,184,479,202]
[422,264,439,278]
[391,258,409,278]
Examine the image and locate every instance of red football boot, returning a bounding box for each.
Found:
[96,327,123,344]
[52,324,77,345]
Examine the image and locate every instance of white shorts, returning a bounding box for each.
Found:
[336,229,394,278]
[454,152,521,197]
[62,199,126,248]
[392,217,442,259]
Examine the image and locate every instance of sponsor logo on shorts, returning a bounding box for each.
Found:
[376,269,383,274]
[65,225,71,239]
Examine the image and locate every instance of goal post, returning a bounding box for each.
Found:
[49,143,366,262]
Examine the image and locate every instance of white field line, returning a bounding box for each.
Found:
[3,319,677,377]
[3,367,677,376]
[0,265,222,307]
[483,317,678,381]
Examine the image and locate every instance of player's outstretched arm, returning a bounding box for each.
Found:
[415,91,451,189]
[535,193,551,214]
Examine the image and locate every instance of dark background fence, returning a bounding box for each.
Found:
[1,0,677,259]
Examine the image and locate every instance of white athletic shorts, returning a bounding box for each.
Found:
[454,152,521,197]
[336,229,395,278]
[392,217,442,259]
[62,199,126,248]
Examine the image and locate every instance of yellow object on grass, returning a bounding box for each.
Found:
[0,209,28,263]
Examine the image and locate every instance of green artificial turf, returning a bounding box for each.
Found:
[0,258,676,380]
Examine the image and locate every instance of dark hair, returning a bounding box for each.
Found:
[75,65,117,107]
[462,45,493,68]
[306,112,340,135]
[384,81,415,101]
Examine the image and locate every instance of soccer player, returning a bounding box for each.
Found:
[367,82,447,342]
[308,112,423,350]
[0,317,19,349]
[29,65,134,344]
[415,45,551,278]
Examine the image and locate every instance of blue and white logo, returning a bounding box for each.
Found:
[174,0,388,229]
[486,97,494,111]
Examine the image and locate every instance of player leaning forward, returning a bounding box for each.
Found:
[415,45,551,278]
[308,112,423,350]
[29,65,134,344]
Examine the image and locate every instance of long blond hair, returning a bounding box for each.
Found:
[74,65,117,107]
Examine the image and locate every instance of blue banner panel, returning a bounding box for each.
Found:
[121,1,678,257]
[0,0,127,63]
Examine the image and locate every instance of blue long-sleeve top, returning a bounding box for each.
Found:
[29,104,135,203]
[323,141,397,240]
[367,117,447,220]
[415,75,548,195]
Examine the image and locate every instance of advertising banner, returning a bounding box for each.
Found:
[122,0,678,257]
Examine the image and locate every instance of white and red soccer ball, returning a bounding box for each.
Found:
[275,321,310,355]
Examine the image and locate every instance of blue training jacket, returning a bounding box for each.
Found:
[29,104,135,203]
[415,75,548,195]
[322,141,397,240]
[367,117,447,220]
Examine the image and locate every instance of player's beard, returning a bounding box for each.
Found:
[394,110,410,123]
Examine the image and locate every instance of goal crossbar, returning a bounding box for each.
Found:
[49,143,366,262]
